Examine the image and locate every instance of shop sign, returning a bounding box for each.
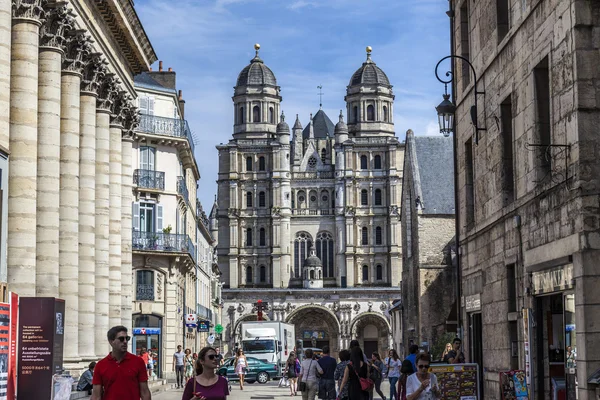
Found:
[133,327,161,335]
[429,363,479,399]
[532,264,573,295]
[197,320,210,332]
[500,370,529,399]
[465,294,481,312]
[185,314,197,328]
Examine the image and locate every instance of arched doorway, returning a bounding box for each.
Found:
[286,305,340,357]
[350,312,391,358]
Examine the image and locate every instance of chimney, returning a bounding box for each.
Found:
[168,67,173,72]
[148,60,177,89]
[159,61,163,71]
[178,90,185,119]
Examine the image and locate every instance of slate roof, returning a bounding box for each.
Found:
[413,136,455,215]
[236,55,277,87]
[134,72,176,93]
[349,56,391,87]
[302,109,335,139]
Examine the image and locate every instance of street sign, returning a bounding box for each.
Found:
[197,320,209,333]
[215,324,224,334]
[207,334,215,345]
[185,314,197,328]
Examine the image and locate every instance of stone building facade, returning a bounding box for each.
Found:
[0,0,156,371]
[215,45,402,358]
[450,0,600,398]
[400,132,456,357]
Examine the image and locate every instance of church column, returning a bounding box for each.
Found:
[108,93,124,327]
[78,54,102,359]
[95,75,116,356]
[7,1,45,295]
[59,31,87,365]
[0,0,11,151]
[36,4,70,296]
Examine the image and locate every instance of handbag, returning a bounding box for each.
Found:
[298,359,313,392]
[353,362,374,391]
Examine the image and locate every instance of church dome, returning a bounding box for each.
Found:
[349,46,390,87]
[334,110,348,134]
[277,112,290,134]
[236,44,277,87]
[304,249,322,268]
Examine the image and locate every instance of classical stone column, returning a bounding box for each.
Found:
[59,30,88,365]
[35,3,71,297]
[0,0,11,152]
[120,105,137,333]
[8,0,45,296]
[108,92,125,327]
[95,75,116,356]
[78,54,103,359]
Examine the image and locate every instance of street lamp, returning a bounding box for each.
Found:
[434,55,486,143]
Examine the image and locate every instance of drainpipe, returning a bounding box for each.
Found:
[196,231,200,352]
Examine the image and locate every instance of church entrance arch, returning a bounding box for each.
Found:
[286,305,340,357]
[350,312,391,358]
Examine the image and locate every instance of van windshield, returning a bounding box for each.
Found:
[243,340,275,354]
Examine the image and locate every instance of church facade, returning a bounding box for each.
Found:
[214,45,403,357]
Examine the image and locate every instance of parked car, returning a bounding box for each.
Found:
[217,357,278,384]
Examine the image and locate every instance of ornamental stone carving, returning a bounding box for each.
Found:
[12,0,46,22]
[122,101,139,140]
[39,2,73,50]
[110,90,129,127]
[81,54,107,94]
[236,303,245,314]
[353,302,361,312]
[62,29,91,74]
[379,302,388,311]
[97,74,119,111]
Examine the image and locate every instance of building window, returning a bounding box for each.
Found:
[353,105,358,123]
[239,106,244,124]
[308,156,317,169]
[138,202,158,233]
[534,56,551,178]
[136,270,154,301]
[362,265,369,282]
[269,107,274,124]
[361,227,368,245]
[246,191,253,208]
[246,266,253,284]
[252,105,261,122]
[465,137,475,228]
[246,156,253,171]
[374,189,382,206]
[316,231,334,278]
[374,155,382,170]
[259,227,266,246]
[375,226,382,245]
[259,265,266,283]
[259,156,266,171]
[321,148,327,161]
[501,95,514,204]
[139,146,156,171]
[294,232,313,278]
[376,264,383,281]
[366,104,374,121]
[259,191,266,207]
[360,155,368,170]
[383,105,388,122]
[361,189,368,206]
[497,0,510,43]
[246,228,253,247]
[460,3,471,88]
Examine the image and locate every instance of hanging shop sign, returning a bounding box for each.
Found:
[532,263,573,295]
[133,327,161,335]
[197,320,210,333]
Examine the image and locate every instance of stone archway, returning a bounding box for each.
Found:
[350,312,391,357]
[286,305,341,357]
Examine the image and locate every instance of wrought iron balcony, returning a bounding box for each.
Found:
[138,114,195,154]
[136,283,154,301]
[197,304,213,321]
[177,177,190,206]
[133,169,165,191]
[132,230,197,264]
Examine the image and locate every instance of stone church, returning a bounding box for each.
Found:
[213,45,403,358]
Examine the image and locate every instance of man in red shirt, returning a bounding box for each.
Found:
[92,326,151,400]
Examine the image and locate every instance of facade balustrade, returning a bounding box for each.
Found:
[138,114,195,154]
[292,208,333,216]
[136,283,154,301]
[133,169,165,191]
[293,170,335,179]
[132,230,197,263]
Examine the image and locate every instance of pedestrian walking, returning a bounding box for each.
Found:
[234,349,248,390]
[285,351,300,396]
[298,348,323,400]
[334,350,351,400]
[396,360,414,400]
[174,345,186,388]
[317,346,337,399]
[214,347,224,366]
[339,346,369,400]
[91,325,151,400]
[140,349,151,378]
[369,352,386,400]
[185,349,195,380]
[406,353,440,400]
[182,346,229,400]
[404,346,418,373]
[385,349,401,400]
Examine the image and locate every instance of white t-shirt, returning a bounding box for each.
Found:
[385,357,401,378]
[406,373,439,399]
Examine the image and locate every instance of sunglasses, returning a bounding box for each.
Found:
[207,354,217,360]
[116,336,131,343]
[418,365,430,369]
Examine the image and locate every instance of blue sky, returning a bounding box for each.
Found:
[135,0,451,210]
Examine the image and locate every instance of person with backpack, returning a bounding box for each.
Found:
[339,346,369,400]
[369,352,386,400]
[384,349,401,400]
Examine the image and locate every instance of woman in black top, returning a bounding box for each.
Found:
[340,346,369,400]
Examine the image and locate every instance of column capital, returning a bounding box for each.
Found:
[12,0,46,25]
[61,29,91,75]
[122,104,139,142]
[39,1,73,51]
[81,53,107,95]
[97,74,119,111]
[109,91,129,128]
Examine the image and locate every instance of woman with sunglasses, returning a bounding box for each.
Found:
[182,346,229,400]
[405,353,440,400]
[234,349,248,390]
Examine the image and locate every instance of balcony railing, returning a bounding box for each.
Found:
[133,169,165,191]
[197,304,213,321]
[138,114,195,154]
[293,170,335,179]
[292,208,333,216]
[132,230,197,263]
[177,177,191,207]
[136,283,154,301]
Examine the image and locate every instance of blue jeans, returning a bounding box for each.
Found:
[388,376,399,400]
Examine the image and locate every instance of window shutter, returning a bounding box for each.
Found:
[148,97,155,116]
[156,204,163,232]
[139,96,148,114]
[132,202,140,231]
[148,147,155,171]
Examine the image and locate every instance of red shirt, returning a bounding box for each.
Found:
[93,352,148,400]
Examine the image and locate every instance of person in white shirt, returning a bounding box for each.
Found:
[406,353,440,400]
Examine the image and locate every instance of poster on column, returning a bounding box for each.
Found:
[16,297,66,400]
[429,363,480,399]
[0,292,17,400]
[7,293,18,400]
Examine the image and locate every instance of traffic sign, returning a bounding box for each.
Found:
[215,324,223,334]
